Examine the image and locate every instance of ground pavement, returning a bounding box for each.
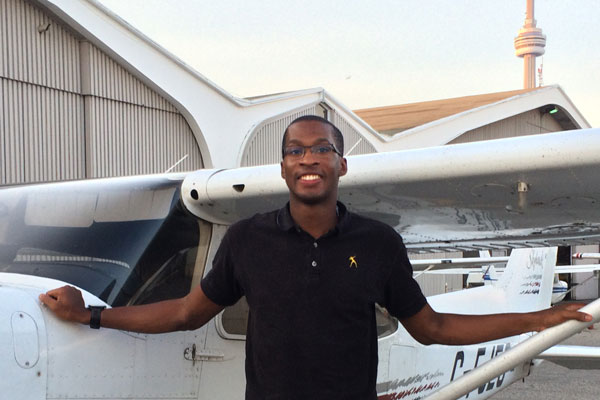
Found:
[491,321,600,399]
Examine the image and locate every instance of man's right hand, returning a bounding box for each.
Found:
[39,286,90,325]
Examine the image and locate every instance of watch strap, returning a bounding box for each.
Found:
[88,305,106,329]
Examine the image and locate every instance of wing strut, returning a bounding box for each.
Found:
[425,297,600,400]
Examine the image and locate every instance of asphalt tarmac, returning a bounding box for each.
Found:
[491,324,600,399]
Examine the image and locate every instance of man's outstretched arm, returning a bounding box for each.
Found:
[401,302,593,346]
[39,285,224,333]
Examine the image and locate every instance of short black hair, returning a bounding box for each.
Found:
[282,115,344,158]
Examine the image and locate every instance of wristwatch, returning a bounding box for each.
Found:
[87,305,106,329]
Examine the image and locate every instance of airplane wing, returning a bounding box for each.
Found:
[419,265,600,281]
[537,345,600,370]
[555,265,600,274]
[416,268,482,275]
[410,256,508,270]
[182,128,600,253]
[415,263,600,274]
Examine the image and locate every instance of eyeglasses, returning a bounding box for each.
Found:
[283,142,342,159]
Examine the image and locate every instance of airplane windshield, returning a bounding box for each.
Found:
[0,176,200,306]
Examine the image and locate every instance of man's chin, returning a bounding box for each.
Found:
[292,192,330,206]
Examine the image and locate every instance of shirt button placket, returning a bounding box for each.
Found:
[311,241,319,269]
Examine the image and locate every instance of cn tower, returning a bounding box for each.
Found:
[514,0,546,89]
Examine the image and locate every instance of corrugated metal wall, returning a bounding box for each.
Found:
[0,0,81,91]
[1,0,85,184]
[241,107,376,167]
[414,273,464,297]
[571,244,600,300]
[333,113,376,156]
[85,97,199,177]
[241,106,318,167]
[1,79,85,183]
[81,43,202,178]
[410,251,464,296]
[449,109,563,145]
[0,0,202,185]
[84,44,177,112]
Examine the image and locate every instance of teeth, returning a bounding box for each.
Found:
[300,174,320,181]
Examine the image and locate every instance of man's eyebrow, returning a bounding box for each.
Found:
[285,138,331,146]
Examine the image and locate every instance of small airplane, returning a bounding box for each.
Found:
[2,129,600,399]
[412,252,600,304]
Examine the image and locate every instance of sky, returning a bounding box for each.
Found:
[98,0,599,127]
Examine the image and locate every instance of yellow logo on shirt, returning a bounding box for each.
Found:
[349,256,358,268]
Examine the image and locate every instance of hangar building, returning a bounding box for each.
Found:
[1,0,595,298]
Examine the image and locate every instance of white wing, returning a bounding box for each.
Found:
[411,256,508,270]
[555,265,600,273]
[415,263,600,274]
[182,128,600,252]
[537,345,600,370]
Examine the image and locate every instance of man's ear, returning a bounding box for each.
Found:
[339,157,348,177]
[280,161,285,179]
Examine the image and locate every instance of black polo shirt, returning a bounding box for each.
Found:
[201,202,427,400]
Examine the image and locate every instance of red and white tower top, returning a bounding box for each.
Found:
[514,0,546,89]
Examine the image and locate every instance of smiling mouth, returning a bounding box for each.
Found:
[299,174,321,181]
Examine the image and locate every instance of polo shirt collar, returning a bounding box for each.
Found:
[276,201,350,235]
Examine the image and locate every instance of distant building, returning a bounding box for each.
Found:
[354,87,589,148]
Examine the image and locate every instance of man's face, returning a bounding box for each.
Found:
[280,120,347,205]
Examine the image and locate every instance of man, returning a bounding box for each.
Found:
[41,116,592,399]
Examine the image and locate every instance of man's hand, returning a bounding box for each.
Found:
[39,286,90,325]
[534,302,593,332]
[38,284,223,333]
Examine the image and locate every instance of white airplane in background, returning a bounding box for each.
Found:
[412,253,600,304]
[2,129,600,399]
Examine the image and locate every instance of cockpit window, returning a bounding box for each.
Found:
[220,296,250,338]
[0,176,201,306]
[375,304,398,338]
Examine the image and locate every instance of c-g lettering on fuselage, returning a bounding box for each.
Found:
[450,342,514,398]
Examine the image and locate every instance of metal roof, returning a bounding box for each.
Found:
[354,88,538,135]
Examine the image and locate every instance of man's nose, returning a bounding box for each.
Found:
[300,148,319,164]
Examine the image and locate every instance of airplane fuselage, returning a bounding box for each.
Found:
[0,272,537,400]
